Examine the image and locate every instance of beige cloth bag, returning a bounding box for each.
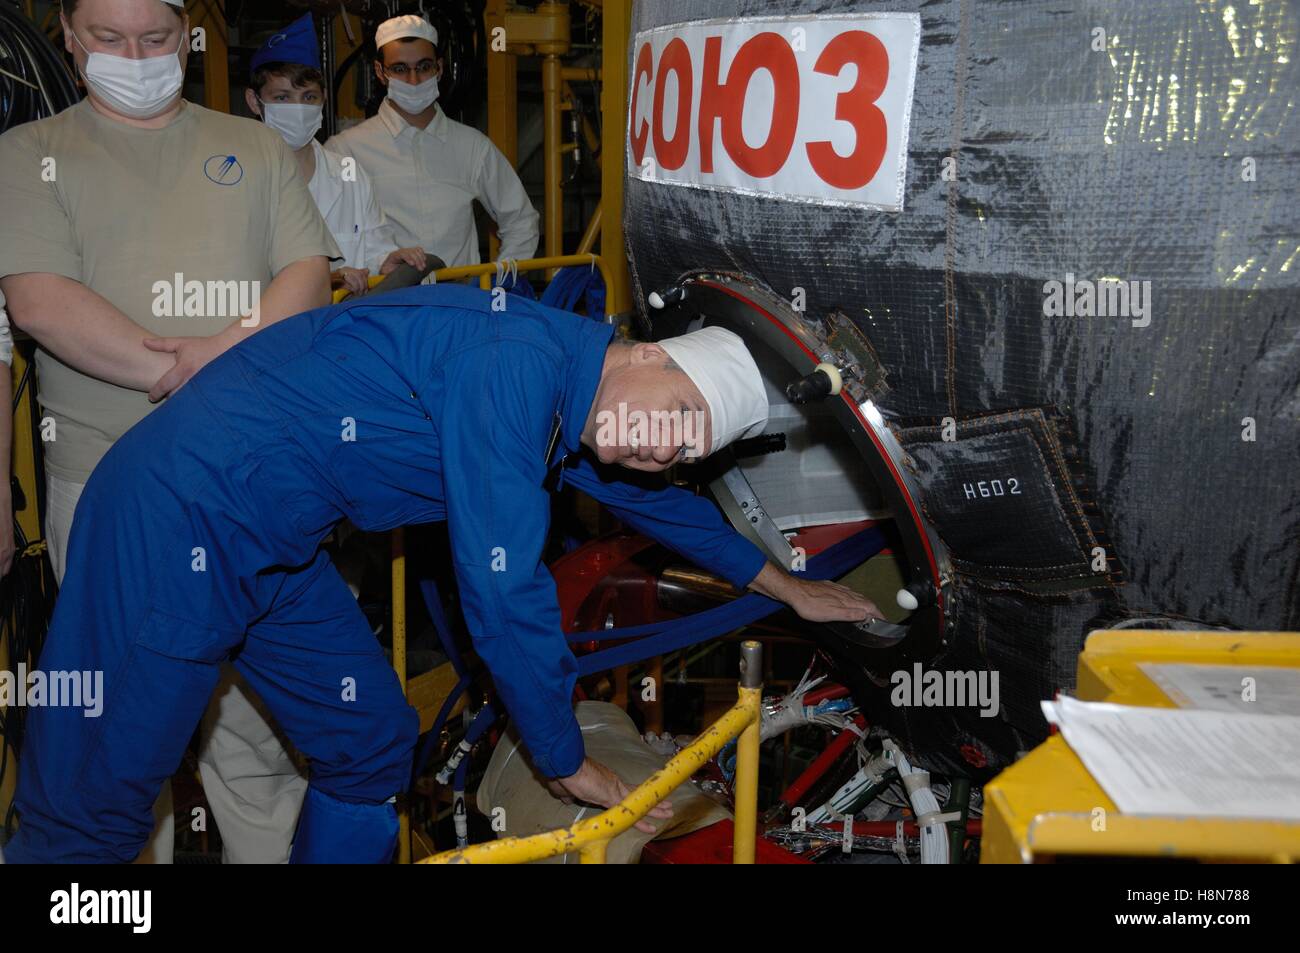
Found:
[477,701,731,864]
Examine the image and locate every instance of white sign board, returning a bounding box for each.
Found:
[627,14,921,211]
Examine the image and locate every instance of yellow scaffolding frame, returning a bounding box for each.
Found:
[421,640,764,864]
[331,254,616,305]
[482,0,633,309]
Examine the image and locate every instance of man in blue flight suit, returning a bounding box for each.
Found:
[6,284,879,863]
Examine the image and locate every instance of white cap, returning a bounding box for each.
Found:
[659,327,768,456]
[375,15,438,51]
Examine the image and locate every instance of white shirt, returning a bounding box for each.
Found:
[325,101,539,268]
[306,140,400,274]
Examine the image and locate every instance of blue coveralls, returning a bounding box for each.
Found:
[7,284,766,863]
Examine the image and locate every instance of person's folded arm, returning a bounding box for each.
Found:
[0,273,175,392]
[144,254,330,401]
[221,254,331,342]
[352,165,425,277]
[0,129,175,393]
[143,134,337,400]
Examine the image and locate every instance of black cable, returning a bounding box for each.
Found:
[332,39,367,111]
[11,352,31,414]
[0,537,55,839]
[0,2,79,133]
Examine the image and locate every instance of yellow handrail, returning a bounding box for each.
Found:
[331,254,613,304]
[391,527,410,865]
[421,641,765,864]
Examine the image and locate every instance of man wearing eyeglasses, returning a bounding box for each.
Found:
[325,15,539,270]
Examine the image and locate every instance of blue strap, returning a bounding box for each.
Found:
[573,527,887,676]
[413,577,474,782]
[540,265,606,320]
[493,272,537,299]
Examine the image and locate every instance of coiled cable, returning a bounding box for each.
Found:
[0,3,79,134]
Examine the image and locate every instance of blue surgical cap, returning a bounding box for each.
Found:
[250,13,320,76]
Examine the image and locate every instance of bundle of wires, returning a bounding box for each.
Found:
[882,739,950,865]
[0,2,79,134]
[714,666,859,783]
[759,667,857,742]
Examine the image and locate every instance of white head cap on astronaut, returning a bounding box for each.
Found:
[587,326,769,472]
[659,327,769,455]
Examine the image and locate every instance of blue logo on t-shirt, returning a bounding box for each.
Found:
[204,154,244,186]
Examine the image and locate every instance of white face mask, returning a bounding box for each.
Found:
[260,102,323,150]
[73,29,185,120]
[386,75,439,114]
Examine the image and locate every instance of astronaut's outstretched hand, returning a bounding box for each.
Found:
[747,562,883,623]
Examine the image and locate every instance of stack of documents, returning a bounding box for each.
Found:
[1042,665,1300,821]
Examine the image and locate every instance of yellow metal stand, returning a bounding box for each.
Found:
[481,0,633,310]
[982,629,1300,863]
[599,0,633,316]
[184,1,230,115]
[332,12,367,124]
[2,342,46,825]
[9,344,41,545]
[391,527,410,864]
[332,254,616,305]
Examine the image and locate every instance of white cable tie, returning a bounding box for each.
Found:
[893,821,910,864]
[916,810,962,829]
[900,769,930,795]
